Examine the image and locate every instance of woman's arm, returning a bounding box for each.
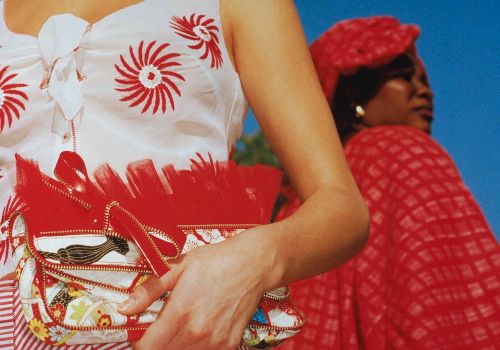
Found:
[227,0,369,281]
[121,1,369,349]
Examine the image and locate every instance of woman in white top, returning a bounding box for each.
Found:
[0,1,369,349]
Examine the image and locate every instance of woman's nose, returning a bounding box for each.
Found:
[415,80,433,102]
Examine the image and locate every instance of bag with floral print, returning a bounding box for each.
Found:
[6,151,304,348]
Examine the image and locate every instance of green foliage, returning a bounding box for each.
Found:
[233,131,285,220]
[233,131,280,168]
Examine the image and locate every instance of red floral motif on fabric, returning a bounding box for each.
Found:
[0,196,23,264]
[170,14,223,69]
[114,41,185,114]
[0,66,29,134]
[48,303,66,322]
[97,314,112,328]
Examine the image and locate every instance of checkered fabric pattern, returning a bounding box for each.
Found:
[282,126,500,350]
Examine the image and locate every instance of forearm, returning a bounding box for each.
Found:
[235,185,369,290]
[223,0,370,291]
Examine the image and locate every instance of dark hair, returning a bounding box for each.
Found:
[332,53,416,140]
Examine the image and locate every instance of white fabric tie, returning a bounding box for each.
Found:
[37,14,89,121]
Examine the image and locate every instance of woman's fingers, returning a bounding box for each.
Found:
[133,291,244,350]
[129,231,275,349]
[118,266,178,315]
[132,302,182,350]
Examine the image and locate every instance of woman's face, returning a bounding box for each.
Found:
[362,59,434,133]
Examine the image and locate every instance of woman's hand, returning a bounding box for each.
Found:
[119,226,284,350]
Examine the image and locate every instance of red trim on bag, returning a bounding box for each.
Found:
[127,329,145,342]
[39,273,152,333]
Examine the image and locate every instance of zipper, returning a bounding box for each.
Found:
[42,178,259,231]
[43,267,136,295]
[40,269,150,332]
[22,180,304,332]
[248,318,305,331]
[262,287,290,301]
[42,179,91,210]
[25,225,304,333]
[39,266,304,333]
[249,289,305,331]
[178,224,257,230]
[112,204,181,265]
[40,265,304,333]
[26,226,152,273]
[70,120,77,153]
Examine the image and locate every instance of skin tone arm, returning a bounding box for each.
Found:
[229,0,369,280]
[119,1,370,349]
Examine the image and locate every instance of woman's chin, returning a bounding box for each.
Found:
[407,117,432,134]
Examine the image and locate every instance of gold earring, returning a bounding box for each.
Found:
[355,105,365,118]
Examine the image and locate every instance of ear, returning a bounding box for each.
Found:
[354,105,366,119]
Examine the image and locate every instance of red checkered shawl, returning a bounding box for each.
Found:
[281,125,500,350]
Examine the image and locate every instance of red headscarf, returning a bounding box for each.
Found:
[310,16,420,104]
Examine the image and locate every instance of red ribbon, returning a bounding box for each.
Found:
[53,151,179,277]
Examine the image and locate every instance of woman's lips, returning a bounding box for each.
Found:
[412,106,434,133]
[414,105,433,114]
[414,106,434,121]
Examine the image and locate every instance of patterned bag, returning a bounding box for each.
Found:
[6,151,304,348]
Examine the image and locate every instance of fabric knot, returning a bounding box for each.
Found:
[37,14,89,121]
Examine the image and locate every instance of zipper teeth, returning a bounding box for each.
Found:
[42,179,91,209]
[40,270,150,332]
[114,205,181,264]
[40,259,305,332]
[250,294,306,331]
[26,226,151,273]
[70,119,77,152]
[123,175,260,230]
[251,288,305,331]
[39,226,257,236]
[43,268,134,294]
[249,318,305,331]
[26,221,303,333]
[44,176,259,231]
[6,210,22,238]
[102,201,118,231]
[40,267,303,333]
[178,224,257,230]
[40,228,127,237]
[25,183,301,332]
[262,288,290,301]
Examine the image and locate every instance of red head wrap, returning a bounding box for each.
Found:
[310,16,420,104]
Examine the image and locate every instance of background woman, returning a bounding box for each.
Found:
[0,1,369,349]
[280,16,500,349]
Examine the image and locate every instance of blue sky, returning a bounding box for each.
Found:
[243,0,499,238]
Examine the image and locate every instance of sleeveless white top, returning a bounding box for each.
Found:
[0,0,247,272]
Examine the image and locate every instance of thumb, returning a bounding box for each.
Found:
[118,268,177,315]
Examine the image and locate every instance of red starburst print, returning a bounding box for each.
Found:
[0,196,23,263]
[114,41,185,114]
[0,66,28,133]
[170,14,223,69]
